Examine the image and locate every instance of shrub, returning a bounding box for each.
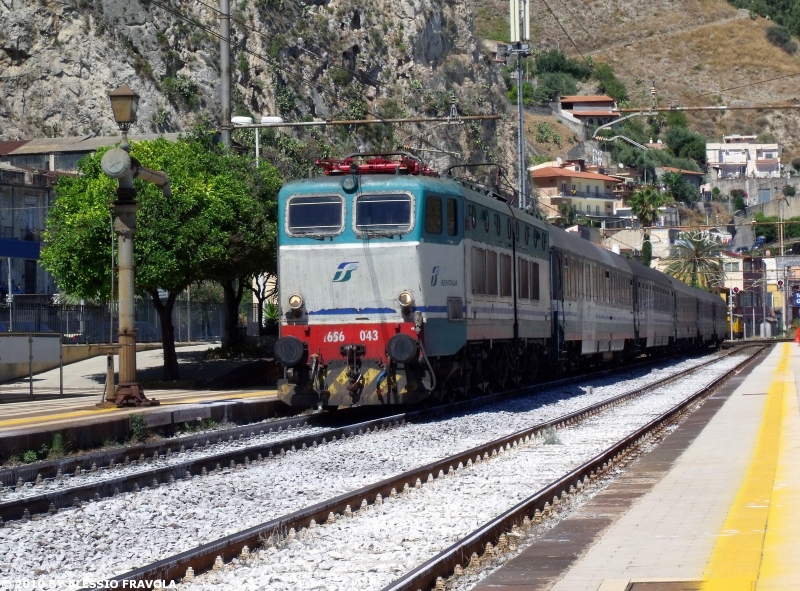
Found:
[50,433,64,456]
[162,75,199,110]
[130,414,149,442]
[22,450,38,463]
[784,184,796,196]
[593,62,628,102]
[766,25,797,53]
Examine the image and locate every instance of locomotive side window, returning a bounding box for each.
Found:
[494,213,501,236]
[286,195,344,236]
[486,250,499,295]
[518,258,529,299]
[471,247,486,294]
[425,195,442,234]
[447,198,458,236]
[533,229,540,248]
[355,193,413,234]
[500,254,512,297]
[531,261,540,300]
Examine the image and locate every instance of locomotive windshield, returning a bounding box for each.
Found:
[354,193,413,235]
[287,195,343,236]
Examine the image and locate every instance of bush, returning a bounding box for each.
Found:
[22,450,38,463]
[731,188,747,211]
[130,414,149,442]
[535,49,591,80]
[784,184,796,196]
[766,25,797,53]
[592,62,628,102]
[162,75,199,110]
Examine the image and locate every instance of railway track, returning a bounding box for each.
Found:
[63,345,762,589]
[0,347,727,523]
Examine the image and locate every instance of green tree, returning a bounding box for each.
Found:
[731,188,747,211]
[665,231,723,289]
[628,186,667,265]
[41,134,281,378]
[662,171,700,205]
[753,211,779,243]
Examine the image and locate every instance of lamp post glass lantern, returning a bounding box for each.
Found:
[108,85,140,131]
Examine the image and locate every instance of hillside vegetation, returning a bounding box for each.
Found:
[470,0,800,160]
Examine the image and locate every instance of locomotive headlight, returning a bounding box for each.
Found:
[288,294,304,310]
[398,291,414,308]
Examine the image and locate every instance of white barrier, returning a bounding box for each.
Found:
[0,333,63,398]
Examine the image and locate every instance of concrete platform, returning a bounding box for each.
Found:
[0,344,281,460]
[473,342,800,591]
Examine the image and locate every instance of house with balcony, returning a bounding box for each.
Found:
[557,95,620,127]
[530,160,620,221]
[706,134,782,179]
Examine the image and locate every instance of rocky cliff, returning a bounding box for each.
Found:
[0,0,515,173]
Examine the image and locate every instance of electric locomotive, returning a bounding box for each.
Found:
[273,152,551,407]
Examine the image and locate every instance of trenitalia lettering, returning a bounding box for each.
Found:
[440,280,458,286]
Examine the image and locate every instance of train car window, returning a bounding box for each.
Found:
[425,195,442,234]
[531,262,540,300]
[584,263,590,299]
[469,204,477,229]
[500,254,513,297]
[506,218,512,239]
[525,225,531,245]
[564,258,570,299]
[447,198,458,236]
[533,229,540,248]
[542,233,548,251]
[483,209,490,232]
[605,270,610,304]
[518,258,529,299]
[572,258,578,300]
[355,193,413,234]
[487,250,499,295]
[471,247,486,294]
[515,221,520,242]
[494,213,501,236]
[286,195,344,236]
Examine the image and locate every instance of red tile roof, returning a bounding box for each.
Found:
[531,167,619,182]
[0,140,30,156]
[660,166,704,176]
[559,95,616,103]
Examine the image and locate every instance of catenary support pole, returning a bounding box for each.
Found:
[219,0,231,148]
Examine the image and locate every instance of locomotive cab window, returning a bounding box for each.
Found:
[355,193,413,235]
[286,195,344,236]
[425,195,442,234]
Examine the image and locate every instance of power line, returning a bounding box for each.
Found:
[697,71,800,98]
[537,0,591,65]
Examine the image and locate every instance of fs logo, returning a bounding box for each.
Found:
[430,266,440,286]
[332,262,359,282]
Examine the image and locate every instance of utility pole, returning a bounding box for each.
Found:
[219,0,231,147]
[509,0,530,211]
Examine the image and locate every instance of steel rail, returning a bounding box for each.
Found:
[380,345,767,591]
[77,346,756,589]
[1,347,726,522]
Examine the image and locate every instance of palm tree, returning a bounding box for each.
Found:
[665,231,723,289]
[628,186,667,266]
[629,186,667,229]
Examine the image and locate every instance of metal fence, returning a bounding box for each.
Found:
[0,301,227,344]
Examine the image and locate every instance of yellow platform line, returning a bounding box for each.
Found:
[701,343,789,591]
[0,390,277,430]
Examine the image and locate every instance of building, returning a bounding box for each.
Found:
[706,134,782,180]
[530,159,620,221]
[0,163,59,296]
[656,166,705,190]
[0,134,180,174]
[604,227,680,259]
[557,95,620,127]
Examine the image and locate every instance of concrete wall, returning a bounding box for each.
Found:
[0,342,165,383]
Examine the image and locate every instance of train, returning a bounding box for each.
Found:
[272,152,726,407]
